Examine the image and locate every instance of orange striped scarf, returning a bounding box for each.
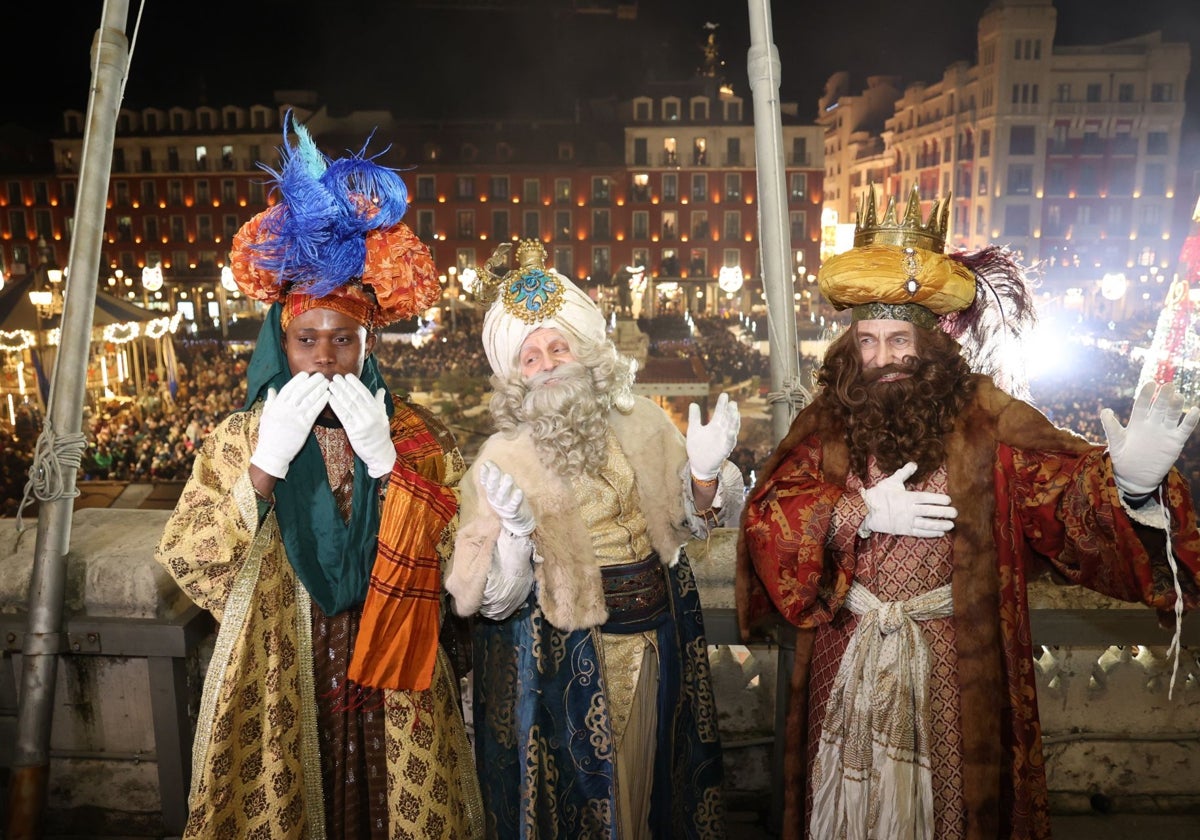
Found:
[348,404,455,691]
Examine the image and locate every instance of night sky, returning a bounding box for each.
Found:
[10,0,1200,130]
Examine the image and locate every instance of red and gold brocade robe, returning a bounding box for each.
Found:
[736,377,1200,840]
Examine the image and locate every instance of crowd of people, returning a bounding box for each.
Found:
[2,315,1198,514]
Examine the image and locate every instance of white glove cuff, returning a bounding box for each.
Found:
[250,451,290,480]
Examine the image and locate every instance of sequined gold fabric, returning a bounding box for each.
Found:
[157,409,482,839]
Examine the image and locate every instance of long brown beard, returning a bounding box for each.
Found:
[491,362,610,479]
[817,327,977,482]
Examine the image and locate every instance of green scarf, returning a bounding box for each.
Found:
[240,303,394,616]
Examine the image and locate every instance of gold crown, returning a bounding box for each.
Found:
[855,185,951,253]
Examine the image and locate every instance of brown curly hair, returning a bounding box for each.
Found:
[816,323,977,482]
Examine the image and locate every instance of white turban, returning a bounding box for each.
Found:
[482,268,608,379]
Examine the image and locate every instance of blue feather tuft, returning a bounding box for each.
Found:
[245,111,412,292]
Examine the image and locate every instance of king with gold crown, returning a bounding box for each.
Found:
[738,187,1200,840]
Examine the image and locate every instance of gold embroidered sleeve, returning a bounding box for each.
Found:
[154,411,266,621]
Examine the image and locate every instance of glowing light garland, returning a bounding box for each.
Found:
[144,317,171,339]
[0,330,36,353]
[103,322,140,345]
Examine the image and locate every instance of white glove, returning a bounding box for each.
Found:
[251,372,329,479]
[687,392,741,480]
[1100,382,1199,498]
[860,462,958,539]
[479,460,535,537]
[328,374,396,479]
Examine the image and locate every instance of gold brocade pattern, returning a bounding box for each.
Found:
[157,409,481,840]
[572,433,658,747]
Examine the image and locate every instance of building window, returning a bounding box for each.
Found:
[1086,84,1102,103]
[196,180,210,205]
[592,209,611,239]
[690,211,708,240]
[688,248,708,278]
[1009,125,1035,156]
[723,211,740,241]
[554,210,571,242]
[663,137,678,166]
[1046,164,1068,196]
[634,100,651,121]
[724,173,741,201]
[789,173,807,201]
[170,216,185,242]
[1118,83,1134,103]
[554,247,573,277]
[223,214,239,241]
[792,137,808,166]
[197,215,213,242]
[114,181,130,206]
[456,210,475,238]
[248,181,264,204]
[662,211,678,240]
[221,145,235,171]
[489,176,509,201]
[663,100,680,121]
[416,210,435,240]
[220,179,235,204]
[725,137,741,167]
[523,211,540,239]
[456,177,476,200]
[165,180,181,208]
[195,145,208,171]
[1150,83,1174,103]
[661,247,680,276]
[492,210,510,241]
[558,143,574,162]
[1078,163,1099,196]
[691,174,708,202]
[724,249,741,269]
[1146,132,1169,155]
[1056,83,1071,102]
[724,101,742,122]
[145,216,160,243]
[1109,161,1135,195]
[591,246,611,282]
[520,179,540,204]
[591,176,611,203]
[633,137,648,167]
[979,130,991,157]
[632,211,649,240]
[141,180,156,205]
[416,175,436,201]
[555,179,572,204]
[692,138,708,166]
[631,173,651,202]
[790,211,806,244]
[34,210,53,239]
[691,99,709,121]
[978,167,989,196]
[662,173,678,202]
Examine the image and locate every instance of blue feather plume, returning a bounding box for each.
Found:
[247,111,411,297]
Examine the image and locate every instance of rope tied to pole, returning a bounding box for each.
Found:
[15,421,88,531]
[765,376,812,425]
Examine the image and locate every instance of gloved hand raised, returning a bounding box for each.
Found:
[251,372,329,479]
[687,392,741,481]
[1100,382,1199,498]
[479,460,535,537]
[860,462,957,539]
[328,374,396,479]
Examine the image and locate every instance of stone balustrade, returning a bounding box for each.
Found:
[1,512,1197,835]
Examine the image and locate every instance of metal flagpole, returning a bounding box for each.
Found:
[7,2,130,837]
[746,4,803,837]
[747,0,801,445]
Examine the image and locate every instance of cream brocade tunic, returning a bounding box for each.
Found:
[570,431,662,839]
[155,410,482,840]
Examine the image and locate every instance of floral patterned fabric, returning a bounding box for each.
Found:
[740,381,1200,840]
[156,404,483,839]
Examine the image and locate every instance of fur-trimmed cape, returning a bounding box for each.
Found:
[737,376,1200,840]
[447,395,695,631]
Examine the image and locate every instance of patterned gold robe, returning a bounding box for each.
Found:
[156,402,483,839]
